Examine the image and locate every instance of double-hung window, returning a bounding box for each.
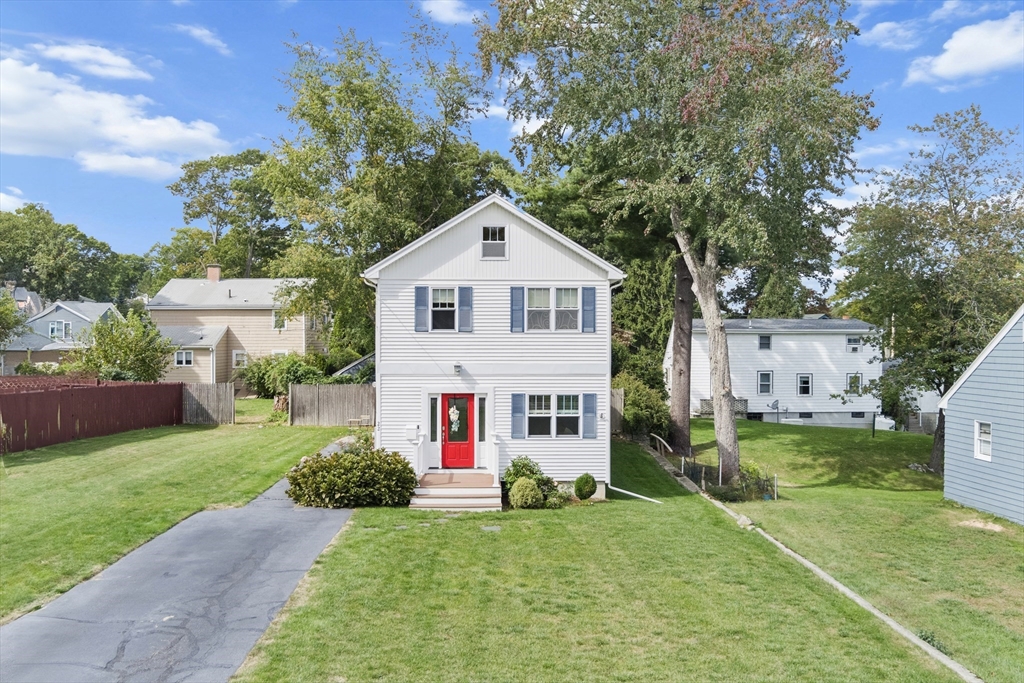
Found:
[556,394,580,436]
[975,422,992,461]
[528,394,552,436]
[527,288,551,330]
[431,288,456,330]
[847,336,862,353]
[758,371,773,395]
[273,310,287,330]
[175,350,193,367]
[847,373,863,393]
[797,374,812,396]
[482,226,506,258]
[758,335,772,350]
[555,288,579,330]
[232,351,248,369]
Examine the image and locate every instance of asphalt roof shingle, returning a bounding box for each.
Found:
[148,278,309,309]
[158,326,228,348]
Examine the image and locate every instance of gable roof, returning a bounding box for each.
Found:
[360,194,626,281]
[148,278,310,310]
[938,303,1024,410]
[3,330,78,352]
[28,301,121,324]
[158,325,228,348]
[693,318,873,333]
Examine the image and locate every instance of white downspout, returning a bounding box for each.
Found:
[210,346,216,384]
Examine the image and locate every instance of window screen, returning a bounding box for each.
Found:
[431,288,456,330]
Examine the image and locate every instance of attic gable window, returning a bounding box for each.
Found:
[482,226,506,259]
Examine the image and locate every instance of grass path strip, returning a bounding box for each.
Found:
[641,442,985,683]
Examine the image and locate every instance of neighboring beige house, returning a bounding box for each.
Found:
[148,265,326,384]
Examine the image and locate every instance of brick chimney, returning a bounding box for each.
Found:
[206,264,222,283]
[842,315,850,320]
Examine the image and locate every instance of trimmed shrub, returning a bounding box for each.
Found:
[509,477,544,509]
[286,440,417,508]
[503,455,545,488]
[612,372,670,436]
[574,473,597,500]
[237,353,333,398]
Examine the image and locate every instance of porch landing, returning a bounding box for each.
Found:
[410,473,502,512]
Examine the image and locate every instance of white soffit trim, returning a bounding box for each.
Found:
[360,194,626,281]
[937,303,1024,410]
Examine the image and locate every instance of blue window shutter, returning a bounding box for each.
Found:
[414,286,428,332]
[511,393,526,439]
[510,286,524,333]
[582,287,596,333]
[583,393,597,438]
[458,286,473,332]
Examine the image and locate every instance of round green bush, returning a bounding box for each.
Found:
[574,472,597,500]
[285,442,417,508]
[503,455,545,488]
[509,477,544,510]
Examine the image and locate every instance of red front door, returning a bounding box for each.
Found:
[441,394,474,468]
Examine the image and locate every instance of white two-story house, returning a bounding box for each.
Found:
[362,194,625,510]
[664,317,882,428]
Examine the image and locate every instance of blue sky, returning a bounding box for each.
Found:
[1,0,1022,256]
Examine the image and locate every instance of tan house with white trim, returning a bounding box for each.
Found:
[148,265,326,384]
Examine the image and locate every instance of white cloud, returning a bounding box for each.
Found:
[852,138,914,161]
[0,191,26,211]
[31,43,152,80]
[858,21,922,50]
[5,186,23,196]
[929,0,1013,22]
[906,12,1024,86]
[0,57,229,180]
[511,116,545,137]
[421,0,481,25]
[173,24,231,56]
[851,0,900,25]
[74,152,181,180]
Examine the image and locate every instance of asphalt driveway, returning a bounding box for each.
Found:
[0,479,351,683]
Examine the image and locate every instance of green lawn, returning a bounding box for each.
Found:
[678,419,1023,683]
[0,422,344,622]
[234,398,275,424]
[234,440,954,683]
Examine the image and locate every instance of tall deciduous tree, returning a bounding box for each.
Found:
[836,106,1024,472]
[167,149,290,277]
[480,0,874,480]
[0,204,146,305]
[0,292,28,350]
[259,26,514,358]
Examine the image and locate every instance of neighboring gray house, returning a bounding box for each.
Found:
[4,282,44,318]
[0,301,122,374]
[938,304,1024,525]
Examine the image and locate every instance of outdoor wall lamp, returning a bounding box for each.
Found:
[454,363,462,376]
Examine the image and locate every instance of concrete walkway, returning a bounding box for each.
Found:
[0,479,351,683]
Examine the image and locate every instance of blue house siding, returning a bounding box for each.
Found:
[943,317,1024,525]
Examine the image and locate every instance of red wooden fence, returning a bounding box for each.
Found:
[0,382,183,453]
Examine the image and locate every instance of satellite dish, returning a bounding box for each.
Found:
[768,400,779,410]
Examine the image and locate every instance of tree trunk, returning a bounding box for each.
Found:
[929,408,945,474]
[670,254,694,455]
[672,216,740,483]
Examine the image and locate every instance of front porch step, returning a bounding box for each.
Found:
[411,473,502,511]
